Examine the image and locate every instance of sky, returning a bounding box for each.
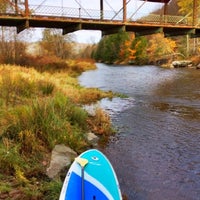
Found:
[27,0,163,43]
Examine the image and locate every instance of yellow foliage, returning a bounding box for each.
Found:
[147,33,177,60]
[119,33,135,61]
[15,166,29,184]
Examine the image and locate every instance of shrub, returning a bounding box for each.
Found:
[87,107,114,135]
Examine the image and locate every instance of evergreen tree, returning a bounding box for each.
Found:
[94,31,129,63]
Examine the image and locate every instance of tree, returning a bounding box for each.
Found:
[119,33,135,63]
[147,33,177,63]
[0,26,28,64]
[177,0,194,15]
[40,29,74,59]
[94,31,129,63]
[131,36,148,64]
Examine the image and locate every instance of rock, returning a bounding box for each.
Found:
[171,60,192,68]
[46,144,77,179]
[87,132,99,145]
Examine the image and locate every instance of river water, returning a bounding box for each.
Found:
[78,63,200,200]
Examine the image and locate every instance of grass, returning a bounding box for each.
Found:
[0,60,114,199]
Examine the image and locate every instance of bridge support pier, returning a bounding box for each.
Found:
[17,20,29,33]
[102,25,126,36]
[135,27,163,37]
[164,29,195,37]
[63,23,82,35]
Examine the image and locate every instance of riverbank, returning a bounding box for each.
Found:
[0,60,115,199]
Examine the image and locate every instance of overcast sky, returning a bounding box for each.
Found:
[28,0,162,43]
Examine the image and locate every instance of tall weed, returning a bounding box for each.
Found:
[0,138,25,174]
[0,70,36,106]
[30,94,88,150]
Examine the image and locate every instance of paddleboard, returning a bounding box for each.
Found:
[59,149,122,200]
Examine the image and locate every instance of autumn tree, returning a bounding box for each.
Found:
[40,29,74,59]
[119,33,135,63]
[147,33,177,63]
[177,0,194,15]
[130,36,148,65]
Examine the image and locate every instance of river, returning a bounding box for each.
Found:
[78,63,200,200]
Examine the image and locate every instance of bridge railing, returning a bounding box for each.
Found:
[29,5,123,20]
[131,13,192,25]
[29,5,193,26]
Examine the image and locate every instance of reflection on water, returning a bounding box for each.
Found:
[152,102,200,120]
[79,64,200,200]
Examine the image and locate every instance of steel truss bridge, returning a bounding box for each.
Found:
[0,0,199,37]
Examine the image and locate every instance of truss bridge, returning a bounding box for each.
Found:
[0,0,199,37]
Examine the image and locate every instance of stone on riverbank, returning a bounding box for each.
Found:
[171,60,192,68]
[87,132,99,146]
[46,144,77,179]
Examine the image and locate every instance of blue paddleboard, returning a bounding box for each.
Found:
[59,149,122,200]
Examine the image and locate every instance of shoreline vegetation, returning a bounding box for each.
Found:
[91,32,200,68]
[0,59,115,200]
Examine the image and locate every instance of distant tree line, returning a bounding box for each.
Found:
[92,32,179,65]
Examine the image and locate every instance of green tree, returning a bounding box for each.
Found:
[131,36,148,65]
[94,31,129,63]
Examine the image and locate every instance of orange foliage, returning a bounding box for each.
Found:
[119,33,136,61]
[147,33,177,61]
[128,48,136,60]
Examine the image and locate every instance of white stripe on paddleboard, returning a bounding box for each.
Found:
[84,170,115,200]
[72,163,114,200]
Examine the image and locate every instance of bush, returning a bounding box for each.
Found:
[87,107,114,135]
